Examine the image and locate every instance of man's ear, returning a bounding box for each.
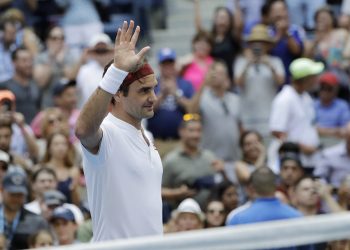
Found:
[114,92,122,103]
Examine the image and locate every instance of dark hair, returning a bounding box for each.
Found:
[212,7,234,37]
[239,130,263,148]
[278,142,300,155]
[265,0,287,15]
[11,47,27,61]
[192,30,214,50]
[249,167,276,196]
[314,6,337,28]
[31,167,57,182]
[209,180,238,201]
[293,175,315,191]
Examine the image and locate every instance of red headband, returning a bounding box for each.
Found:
[121,63,154,88]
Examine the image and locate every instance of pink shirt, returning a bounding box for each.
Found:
[183,56,213,91]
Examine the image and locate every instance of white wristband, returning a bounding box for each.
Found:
[99,65,129,94]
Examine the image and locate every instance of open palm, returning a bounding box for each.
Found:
[113,20,150,72]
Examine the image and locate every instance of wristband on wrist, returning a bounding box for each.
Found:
[99,65,129,94]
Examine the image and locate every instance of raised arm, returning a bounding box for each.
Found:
[75,21,150,153]
[194,0,203,32]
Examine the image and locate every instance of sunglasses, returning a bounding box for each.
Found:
[92,48,111,55]
[183,113,201,122]
[208,209,225,215]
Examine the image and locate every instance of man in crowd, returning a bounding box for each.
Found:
[147,47,194,157]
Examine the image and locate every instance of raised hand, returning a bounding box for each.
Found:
[113,20,150,72]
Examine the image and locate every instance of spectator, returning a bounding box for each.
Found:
[33,26,80,108]
[209,181,239,217]
[190,60,241,163]
[314,72,350,146]
[194,0,242,81]
[0,47,41,123]
[76,33,113,108]
[0,19,17,83]
[276,152,305,203]
[39,132,80,205]
[314,122,350,188]
[173,198,204,232]
[227,167,302,226]
[25,167,58,214]
[28,230,54,248]
[235,24,284,139]
[304,6,350,90]
[337,174,350,210]
[0,117,34,170]
[178,31,214,91]
[291,176,341,215]
[204,200,226,228]
[147,48,194,157]
[269,58,324,169]
[266,0,305,83]
[49,206,79,245]
[162,115,225,209]
[1,167,49,249]
[235,131,266,202]
[0,90,39,161]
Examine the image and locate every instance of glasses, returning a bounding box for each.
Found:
[92,48,111,55]
[183,113,201,122]
[208,209,225,215]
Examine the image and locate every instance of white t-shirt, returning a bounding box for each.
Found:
[81,114,163,242]
[269,85,319,147]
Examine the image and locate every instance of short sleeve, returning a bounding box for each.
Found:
[269,94,290,133]
[80,124,111,168]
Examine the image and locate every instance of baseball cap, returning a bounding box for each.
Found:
[88,33,112,48]
[52,79,76,97]
[50,206,75,223]
[319,72,338,86]
[175,198,205,221]
[289,58,324,80]
[158,48,176,63]
[43,190,66,207]
[2,166,28,195]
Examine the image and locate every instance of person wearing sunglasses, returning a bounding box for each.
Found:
[314,72,350,147]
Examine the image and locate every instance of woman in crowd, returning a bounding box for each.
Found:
[204,200,226,228]
[40,131,80,205]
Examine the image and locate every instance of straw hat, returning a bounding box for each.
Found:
[246,24,273,43]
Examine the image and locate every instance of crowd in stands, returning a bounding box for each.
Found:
[0,0,350,249]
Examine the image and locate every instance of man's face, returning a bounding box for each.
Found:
[90,43,113,66]
[280,160,304,187]
[3,191,25,212]
[159,60,176,78]
[119,74,157,120]
[56,87,77,110]
[294,178,319,207]
[209,63,230,90]
[33,172,57,196]
[319,84,337,103]
[176,213,202,231]
[14,49,33,78]
[3,22,17,45]
[0,127,12,152]
[52,219,77,245]
[180,121,202,150]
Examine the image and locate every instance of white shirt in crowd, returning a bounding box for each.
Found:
[81,114,163,242]
[76,60,104,108]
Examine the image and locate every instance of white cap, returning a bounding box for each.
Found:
[175,198,205,221]
[88,33,112,48]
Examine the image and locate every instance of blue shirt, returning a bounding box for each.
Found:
[314,98,350,128]
[270,25,305,84]
[228,197,302,225]
[147,77,194,139]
